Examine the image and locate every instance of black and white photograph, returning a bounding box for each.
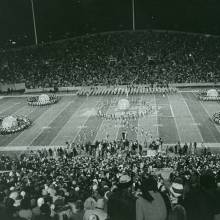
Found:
[0,0,220,220]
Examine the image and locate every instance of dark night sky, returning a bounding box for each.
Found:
[0,0,220,47]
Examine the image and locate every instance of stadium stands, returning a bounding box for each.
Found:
[0,31,220,89]
[1,30,220,220]
[0,141,220,220]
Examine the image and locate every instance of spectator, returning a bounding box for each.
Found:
[107,175,136,220]
[32,198,44,220]
[18,198,33,220]
[84,198,96,212]
[183,170,216,220]
[83,199,107,220]
[0,192,8,220]
[169,177,184,206]
[69,200,84,220]
[168,204,187,220]
[136,175,167,220]
[35,203,52,220]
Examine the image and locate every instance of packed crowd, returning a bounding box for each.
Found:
[0,139,220,220]
[0,31,220,88]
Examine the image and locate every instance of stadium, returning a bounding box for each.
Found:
[0,1,220,220]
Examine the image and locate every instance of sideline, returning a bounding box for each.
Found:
[0,143,219,152]
[0,90,201,99]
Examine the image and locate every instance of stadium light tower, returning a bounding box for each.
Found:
[30,0,38,45]
[132,0,136,31]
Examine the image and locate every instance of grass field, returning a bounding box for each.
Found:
[0,92,220,151]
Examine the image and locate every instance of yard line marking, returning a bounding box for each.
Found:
[138,95,147,144]
[6,107,40,146]
[153,94,159,138]
[49,98,88,145]
[71,97,103,144]
[29,101,75,146]
[0,106,36,147]
[112,107,122,141]
[152,103,169,106]
[113,122,120,141]
[92,98,113,143]
[93,103,113,142]
[94,97,119,142]
[13,106,27,114]
[112,95,126,141]
[137,95,144,143]
[192,92,220,136]
[2,105,27,116]
[115,118,121,141]
[114,95,122,141]
[13,105,35,116]
[180,93,204,142]
[168,96,182,143]
[8,100,71,146]
[71,110,94,144]
[169,103,175,118]
[137,94,155,144]
[0,98,12,106]
[0,102,21,114]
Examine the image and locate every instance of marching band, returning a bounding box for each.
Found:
[77,85,178,96]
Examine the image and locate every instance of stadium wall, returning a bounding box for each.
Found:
[1,82,220,93]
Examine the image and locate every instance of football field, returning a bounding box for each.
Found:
[0,92,220,151]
